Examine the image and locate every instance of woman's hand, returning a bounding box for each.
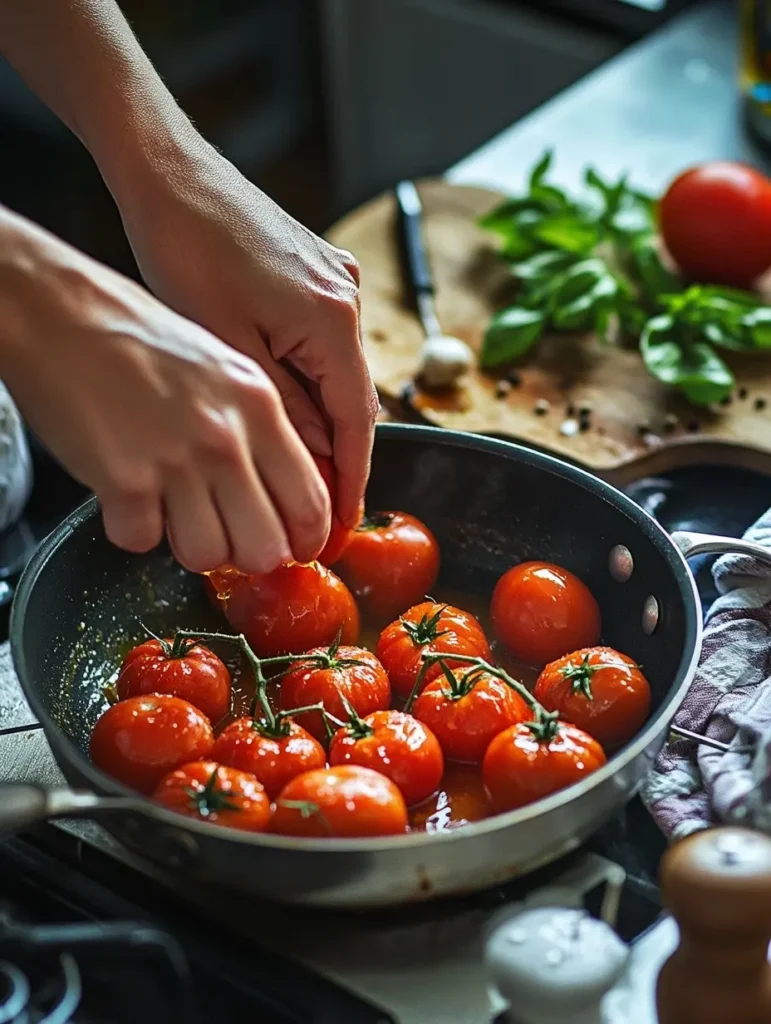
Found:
[113,145,378,527]
[0,209,332,573]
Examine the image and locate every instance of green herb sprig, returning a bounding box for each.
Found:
[479,151,771,405]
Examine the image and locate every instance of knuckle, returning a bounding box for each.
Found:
[195,416,241,464]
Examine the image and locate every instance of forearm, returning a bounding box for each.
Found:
[0,1,205,193]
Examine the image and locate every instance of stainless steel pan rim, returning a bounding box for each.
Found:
[10,423,703,853]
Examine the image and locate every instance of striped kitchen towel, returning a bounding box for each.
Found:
[641,508,771,840]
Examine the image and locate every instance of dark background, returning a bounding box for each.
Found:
[0,0,694,279]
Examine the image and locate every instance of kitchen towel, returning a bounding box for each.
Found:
[642,508,771,840]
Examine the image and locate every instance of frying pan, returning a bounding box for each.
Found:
[2,423,770,908]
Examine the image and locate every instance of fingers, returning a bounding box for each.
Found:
[162,466,230,573]
[101,477,164,556]
[240,388,332,564]
[211,455,292,574]
[252,343,333,459]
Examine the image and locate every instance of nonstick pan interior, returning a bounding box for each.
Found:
[13,425,698,769]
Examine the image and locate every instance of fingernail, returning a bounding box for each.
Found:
[302,423,333,458]
[341,498,365,528]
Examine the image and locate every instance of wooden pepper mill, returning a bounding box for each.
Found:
[657,827,771,1024]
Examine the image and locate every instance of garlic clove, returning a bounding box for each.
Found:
[417,335,474,389]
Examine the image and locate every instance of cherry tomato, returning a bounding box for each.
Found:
[376,601,492,700]
[90,694,214,794]
[212,716,326,799]
[153,761,270,832]
[409,762,492,832]
[329,709,443,807]
[660,162,771,288]
[483,719,606,813]
[208,561,359,657]
[313,455,356,566]
[279,644,390,741]
[271,765,408,838]
[335,512,440,625]
[534,646,651,750]
[412,666,530,763]
[491,561,601,667]
[116,637,231,725]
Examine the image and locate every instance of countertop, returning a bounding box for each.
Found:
[449,0,766,196]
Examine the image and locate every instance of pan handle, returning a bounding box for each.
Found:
[0,782,142,836]
[671,530,771,566]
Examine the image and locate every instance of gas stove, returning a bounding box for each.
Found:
[1,447,770,1023]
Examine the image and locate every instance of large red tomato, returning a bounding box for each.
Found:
[208,561,359,657]
[271,765,408,837]
[660,162,771,287]
[117,637,231,724]
[279,644,390,740]
[212,716,326,798]
[412,666,530,763]
[483,719,606,813]
[329,709,443,807]
[534,646,651,750]
[313,455,355,566]
[335,512,440,625]
[491,561,601,667]
[153,761,270,832]
[90,694,213,794]
[376,601,492,700]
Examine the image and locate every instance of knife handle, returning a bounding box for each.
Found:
[395,180,434,297]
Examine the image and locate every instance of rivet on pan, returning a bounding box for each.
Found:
[609,545,634,582]
[642,595,660,635]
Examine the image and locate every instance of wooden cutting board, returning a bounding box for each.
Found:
[327,180,771,482]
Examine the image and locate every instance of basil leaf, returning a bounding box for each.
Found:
[551,258,607,305]
[703,321,753,352]
[743,307,771,348]
[532,214,599,254]
[529,150,553,189]
[480,307,545,368]
[640,317,734,404]
[510,250,577,281]
[552,275,619,331]
[631,235,681,300]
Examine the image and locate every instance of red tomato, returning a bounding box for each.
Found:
[483,719,606,813]
[90,695,214,794]
[313,455,355,566]
[271,765,408,837]
[376,601,492,700]
[116,637,231,725]
[660,162,771,287]
[534,646,651,750]
[208,561,359,657]
[409,762,492,832]
[279,644,390,741]
[335,512,440,625]
[153,761,270,832]
[412,666,530,763]
[491,561,601,667]
[212,716,326,799]
[329,709,444,807]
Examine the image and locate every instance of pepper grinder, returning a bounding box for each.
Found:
[485,906,629,1023]
[657,827,771,1024]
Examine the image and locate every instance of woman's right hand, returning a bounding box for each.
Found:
[0,208,331,573]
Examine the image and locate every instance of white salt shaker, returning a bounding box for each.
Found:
[0,383,31,532]
[485,906,629,1024]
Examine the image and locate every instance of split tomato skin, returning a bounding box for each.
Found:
[90,694,214,794]
[212,717,326,799]
[208,561,360,657]
[271,765,409,838]
[483,720,606,813]
[413,668,530,763]
[335,512,440,625]
[660,162,771,288]
[491,561,601,667]
[534,646,651,751]
[117,638,231,725]
[329,709,444,807]
[153,761,270,832]
[377,601,492,700]
[279,645,391,741]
